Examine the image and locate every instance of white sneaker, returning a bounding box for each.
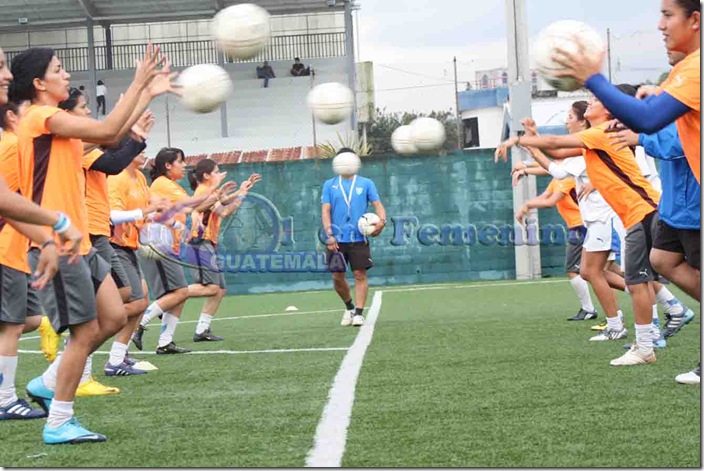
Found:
[340,310,354,326]
[675,364,700,385]
[589,327,627,342]
[352,314,365,327]
[610,344,656,366]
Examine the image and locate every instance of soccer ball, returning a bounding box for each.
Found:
[212,3,271,60]
[358,213,381,237]
[307,82,354,125]
[534,20,605,92]
[138,223,173,260]
[178,64,233,113]
[410,117,446,151]
[391,125,418,155]
[332,151,361,176]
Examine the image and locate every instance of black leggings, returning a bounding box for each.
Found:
[97,95,106,115]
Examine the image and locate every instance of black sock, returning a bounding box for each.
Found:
[344,299,354,311]
[355,307,364,316]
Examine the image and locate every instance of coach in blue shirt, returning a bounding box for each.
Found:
[611,121,700,302]
[321,148,386,327]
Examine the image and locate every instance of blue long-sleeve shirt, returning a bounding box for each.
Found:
[638,123,700,230]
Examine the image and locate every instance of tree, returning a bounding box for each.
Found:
[365,108,460,155]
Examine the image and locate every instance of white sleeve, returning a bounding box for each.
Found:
[110,209,144,225]
[547,162,570,180]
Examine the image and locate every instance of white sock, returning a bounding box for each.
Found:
[652,305,659,321]
[158,313,179,348]
[46,400,74,429]
[655,287,684,315]
[0,356,19,407]
[195,313,213,335]
[624,286,630,294]
[108,342,129,367]
[569,276,595,312]
[42,354,63,391]
[606,315,624,331]
[617,310,624,321]
[80,354,93,385]
[635,323,654,350]
[141,302,164,327]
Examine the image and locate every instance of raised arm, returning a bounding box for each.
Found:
[495,133,584,162]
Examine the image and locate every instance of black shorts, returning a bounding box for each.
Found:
[652,220,701,270]
[326,242,373,272]
[624,211,659,285]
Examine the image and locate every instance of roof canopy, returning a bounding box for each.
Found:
[0,0,345,32]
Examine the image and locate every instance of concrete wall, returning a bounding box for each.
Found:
[168,149,567,295]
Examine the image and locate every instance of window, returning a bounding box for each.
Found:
[463,117,479,148]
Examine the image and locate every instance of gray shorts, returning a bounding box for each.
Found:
[565,226,586,274]
[186,241,226,289]
[138,251,188,300]
[112,244,145,302]
[90,234,130,289]
[28,248,111,334]
[624,211,659,285]
[0,264,42,324]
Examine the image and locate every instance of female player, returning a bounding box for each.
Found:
[496,88,665,367]
[186,158,260,342]
[133,148,224,354]
[13,44,179,444]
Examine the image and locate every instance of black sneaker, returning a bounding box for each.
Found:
[132,326,145,351]
[568,309,598,321]
[193,329,224,342]
[663,310,694,338]
[156,342,191,355]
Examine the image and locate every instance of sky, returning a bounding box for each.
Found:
[355,0,671,113]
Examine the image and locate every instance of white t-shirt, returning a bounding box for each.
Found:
[96,84,107,97]
[553,156,617,225]
[635,146,662,193]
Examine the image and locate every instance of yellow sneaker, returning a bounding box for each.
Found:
[590,321,608,331]
[75,376,120,397]
[39,317,61,363]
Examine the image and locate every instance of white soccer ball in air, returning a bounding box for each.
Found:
[212,3,271,60]
[534,20,605,92]
[410,117,446,152]
[358,213,381,237]
[308,82,354,125]
[179,64,233,113]
[391,125,418,155]
[332,150,361,176]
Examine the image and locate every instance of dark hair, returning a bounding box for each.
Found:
[8,48,55,103]
[150,147,185,182]
[97,80,104,85]
[78,85,85,90]
[674,0,701,17]
[294,57,300,61]
[58,87,83,112]
[616,83,638,97]
[336,147,355,155]
[571,100,589,123]
[188,158,217,190]
[0,102,19,131]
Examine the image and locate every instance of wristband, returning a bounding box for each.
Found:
[235,194,246,202]
[41,239,56,250]
[53,212,71,234]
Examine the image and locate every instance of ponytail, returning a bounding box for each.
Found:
[188,169,199,191]
[150,147,184,182]
[189,158,217,190]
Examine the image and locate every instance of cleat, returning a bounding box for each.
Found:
[675,364,701,385]
[26,376,54,413]
[352,314,365,327]
[156,342,191,355]
[75,377,120,397]
[568,309,598,321]
[39,317,61,363]
[103,361,147,377]
[123,353,137,367]
[340,309,354,327]
[132,360,158,371]
[663,309,695,338]
[610,344,655,366]
[589,327,627,342]
[43,417,107,445]
[193,329,224,342]
[590,321,607,331]
[131,326,145,351]
[0,398,47,420]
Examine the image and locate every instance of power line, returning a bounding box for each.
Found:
[375,64,455,84]
[371,83,456,93]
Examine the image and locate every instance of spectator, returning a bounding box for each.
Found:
[291,57,311,77]
[96,80,107,115]
[79,85,91,106]
[256,61,275,88]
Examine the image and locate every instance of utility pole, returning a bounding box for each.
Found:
[607,28,612,82]
[453,57,462,150]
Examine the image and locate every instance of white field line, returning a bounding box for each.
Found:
[305,290,383,468]
[385,278,568,293]
[177,308,340,325]
[18,347,348,356]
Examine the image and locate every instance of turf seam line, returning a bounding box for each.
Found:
[385,279,568,293]
[18,347,349,356]
[305,290,383,468]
